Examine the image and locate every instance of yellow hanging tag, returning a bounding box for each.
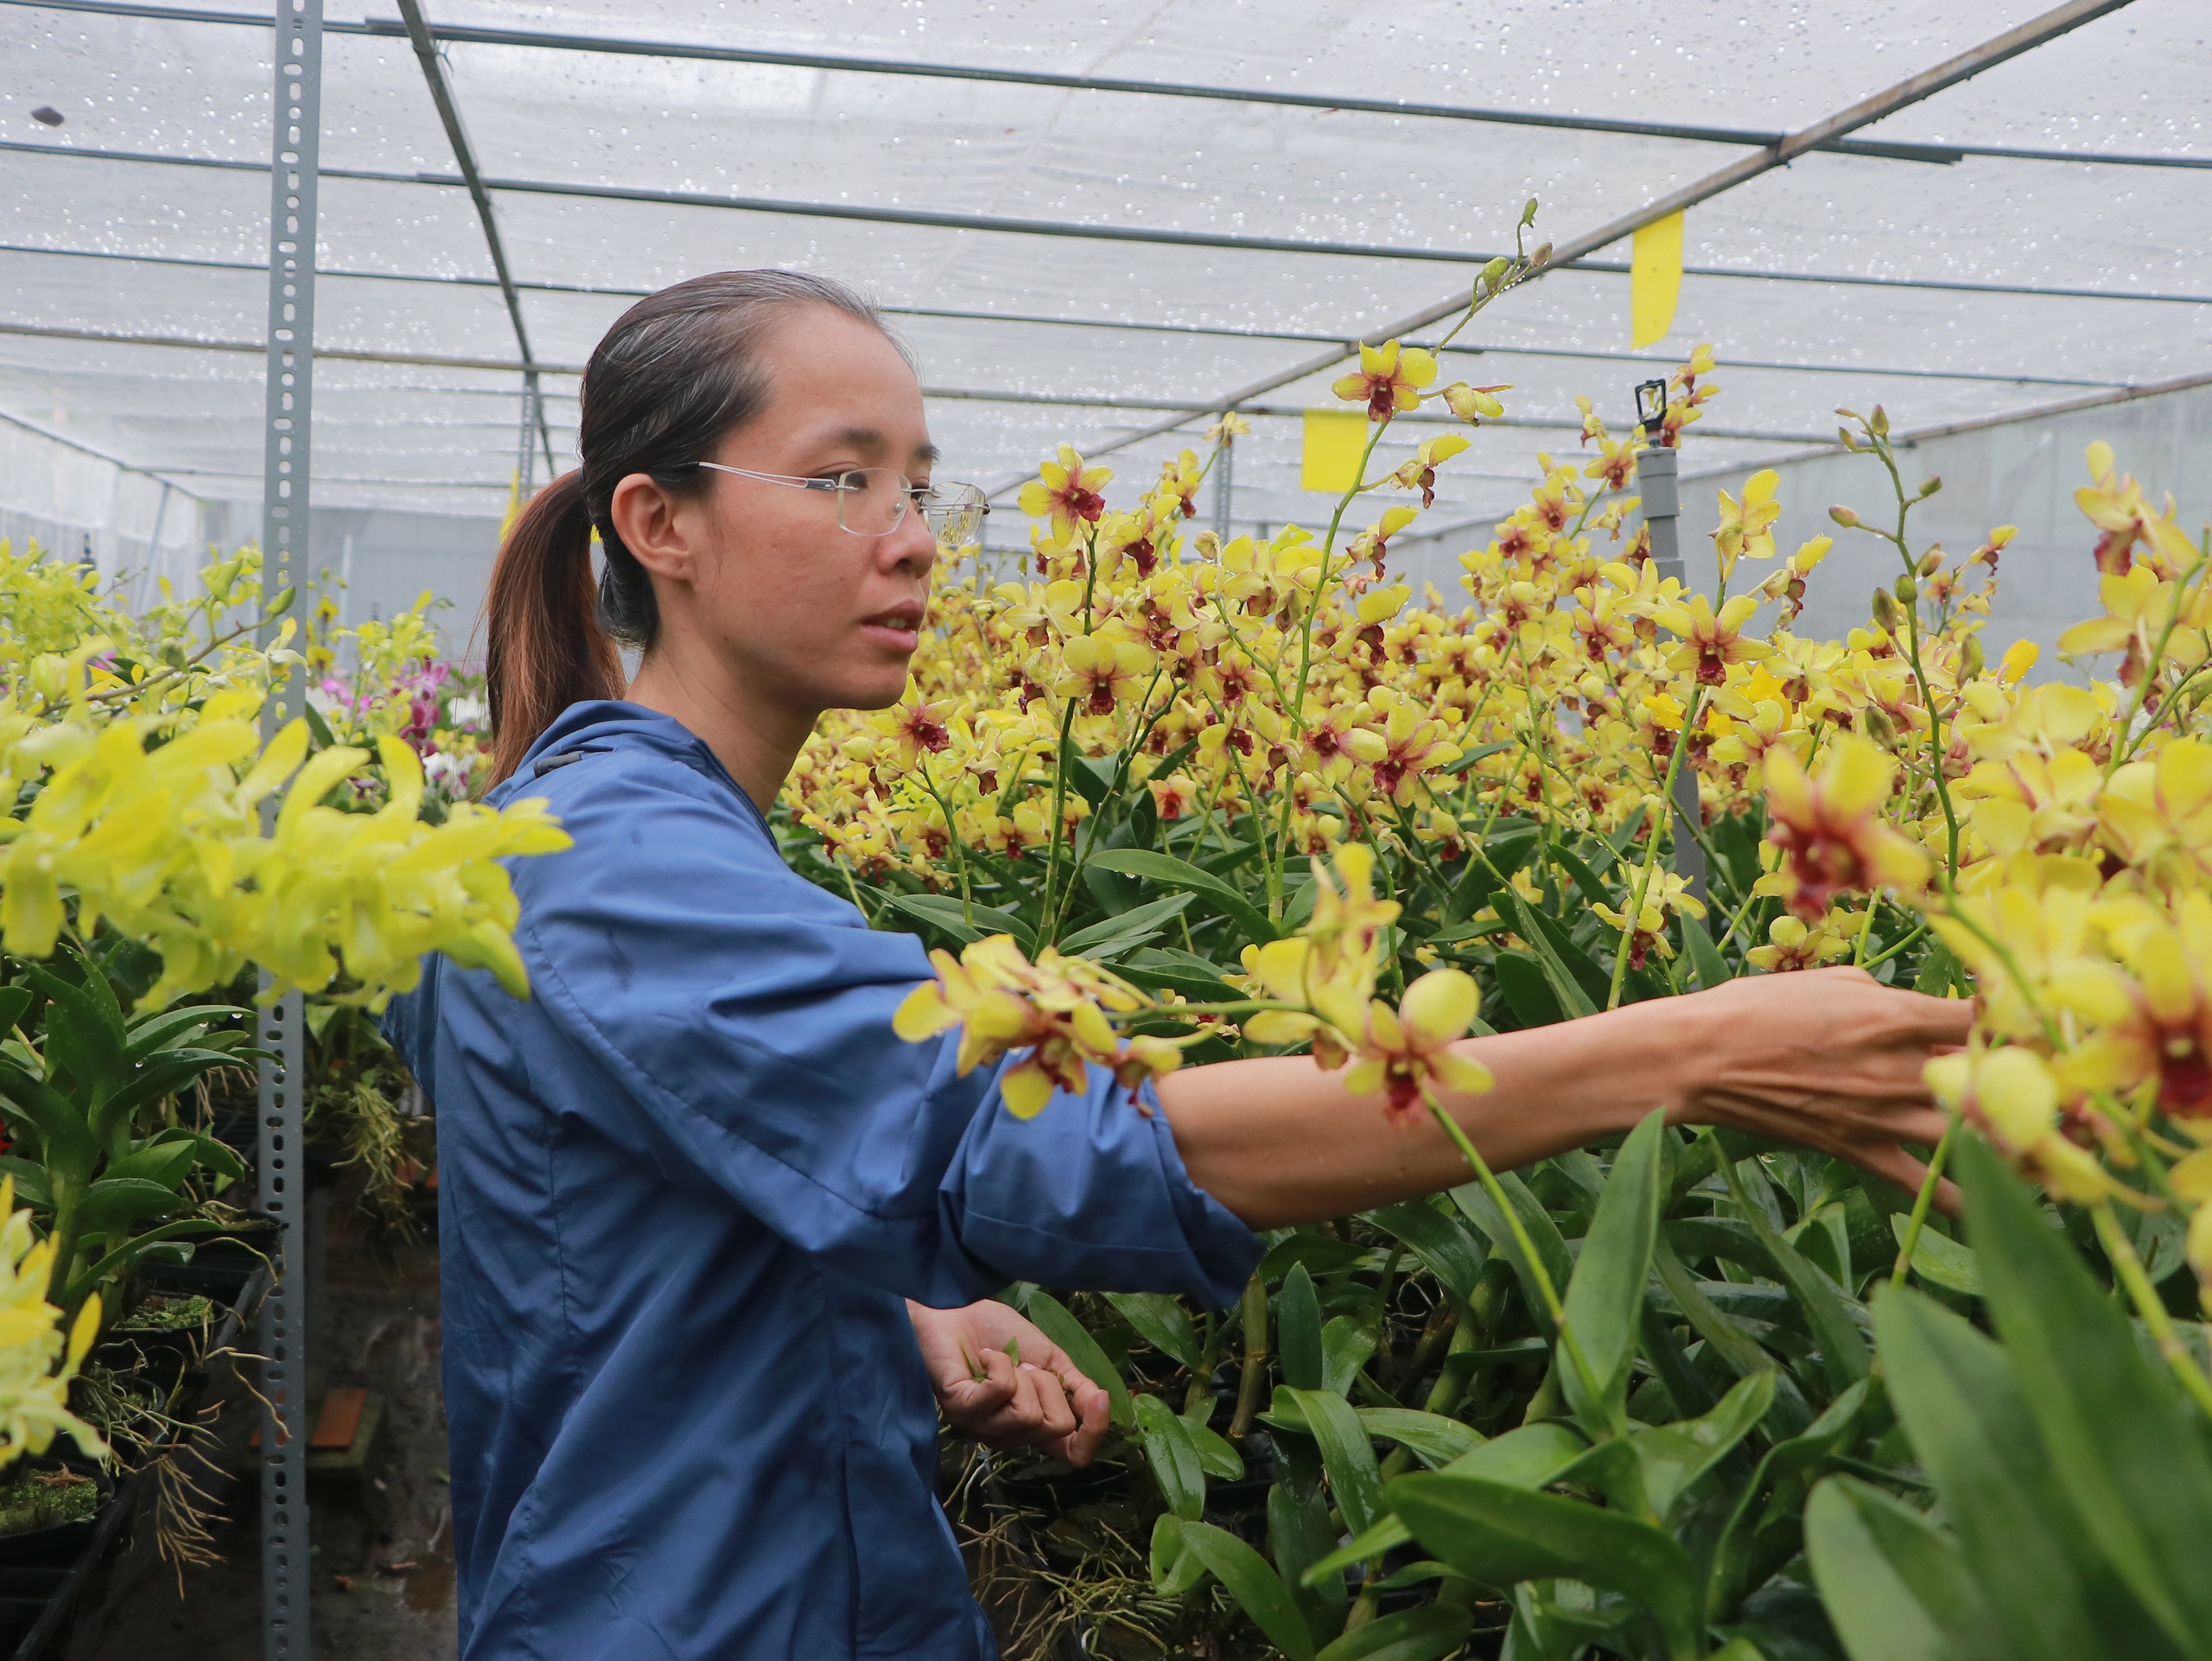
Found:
[1301,409,1367,493]
[1630,210,1684,349]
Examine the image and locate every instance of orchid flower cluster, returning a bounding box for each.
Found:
[782,291,2212,1396]
[0,1178,103,1469]
[0,542,567,1009]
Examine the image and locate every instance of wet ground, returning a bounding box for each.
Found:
[67,1189,458,1661]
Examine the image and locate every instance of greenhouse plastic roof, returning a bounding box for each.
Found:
[3,0,2209,550]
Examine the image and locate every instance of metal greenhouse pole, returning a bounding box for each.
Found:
[257,0,319,1655]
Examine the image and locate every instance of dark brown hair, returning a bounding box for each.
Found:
[482,270,895,784]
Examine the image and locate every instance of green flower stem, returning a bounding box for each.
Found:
[1859,920,1929,972]
[1421,1086,1610,1425]
[2103,545,2211,780]
[1608,687,1706,1010]
[2090,1200,2212,1423]
[1889,1110,1960,1288]
[1036,693,1081,945]
[915,767,976,925]
[1851,893,1884,966]
[1228,1272,1269,1441]
[1714,881,1764,953]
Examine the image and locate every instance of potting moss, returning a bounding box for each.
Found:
[0,1468,99,1536]
[115,1295,213,1333]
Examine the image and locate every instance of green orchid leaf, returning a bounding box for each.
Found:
[1630,1367,1775,1523]
[1956,1136,2212,1658]
[1890,1212,1982,1295]
[1877,1283,2178,1661]
[99,1138,200,1191]
[1353,1409,1480,1469]
[1721,1149,1870,1391]
[1368,1196,1489,1308]
[1273,1479,1348,1638]
[1105,1291,1202,1371]
[1320,1316,1376,1398]
[1313,1603,1473,1661]
[124,1003,251,1061]
[1681,914,1733,990]
[1285,1385,1386,1537]
[1805,1473,2007,1661]
[1180,1408,1243,1480]
[1491,949,1565,1028]
[1278,1263,1325,1391]
[73,1175,193,1238]
[0,1155,53,1210]
[1302,1422,1592,1586]
[1134,1393,1207,1521]
[1386,1472,1700,1658]
[1175,1519,1316,1661]
[0,1056,95,1178]
[1147,1513,1207,1598]
[1088,849,1279,944]
[1451,1171,1573,1326]
[1560,1106,1667,1422]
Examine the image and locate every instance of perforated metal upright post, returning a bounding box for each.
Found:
[514,370,542,497]
[258,2,320,1656]
[1635,442,1707,906]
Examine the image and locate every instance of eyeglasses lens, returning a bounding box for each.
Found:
[836,468,911,538]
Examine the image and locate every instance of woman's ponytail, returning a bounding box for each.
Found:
[484,469,624,786]
[478,269,906,786]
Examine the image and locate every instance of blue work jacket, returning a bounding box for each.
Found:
[381,703,1262,1660]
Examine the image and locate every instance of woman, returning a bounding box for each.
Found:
[384,270,1968,1660]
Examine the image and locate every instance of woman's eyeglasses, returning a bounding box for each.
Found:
[696,462,990,544]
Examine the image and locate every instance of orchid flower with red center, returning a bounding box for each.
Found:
[1654,594,1774,688]
[1017,445,1113,543]
[1342,969,1495,1122]
[1758,734,1930,921]
[1331,340,1438,423]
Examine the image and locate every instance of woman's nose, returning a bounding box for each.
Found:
[886,506,939,574]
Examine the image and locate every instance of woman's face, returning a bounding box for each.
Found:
[622,304,939,721]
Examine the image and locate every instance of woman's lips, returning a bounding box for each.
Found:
[861,607,923,651]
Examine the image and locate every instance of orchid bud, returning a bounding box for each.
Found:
[1862,705,1899,746]
[1918,547,1944,576]
[1960,634,1986,681]
[1918,476,1943,499]
[1870,405,1891,437]
[1872,589,1904,631]
[1895,573,1917,605]
[1829,505,1861,528]
[1529,242,1554,269]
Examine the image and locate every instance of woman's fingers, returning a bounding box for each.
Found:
[1052,1375,1112,1467]
[1017,1365,1077,1445]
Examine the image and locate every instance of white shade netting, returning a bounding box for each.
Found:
[1,0,2206,645]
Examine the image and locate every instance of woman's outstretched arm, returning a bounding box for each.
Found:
[1158,966,1971,1231]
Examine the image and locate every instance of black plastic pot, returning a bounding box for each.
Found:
[134,1224,276,1308]
[0,1260,267,1660]
[0,1461,113,1571]
[991,1459,1128,1518]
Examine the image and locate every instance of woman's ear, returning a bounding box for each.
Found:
[608,471,699,584]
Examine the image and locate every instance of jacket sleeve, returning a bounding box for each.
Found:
[509,756,1261,1311]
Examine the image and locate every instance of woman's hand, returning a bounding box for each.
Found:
[1667,964,1973,1204]
[906,1298,1112,1467]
